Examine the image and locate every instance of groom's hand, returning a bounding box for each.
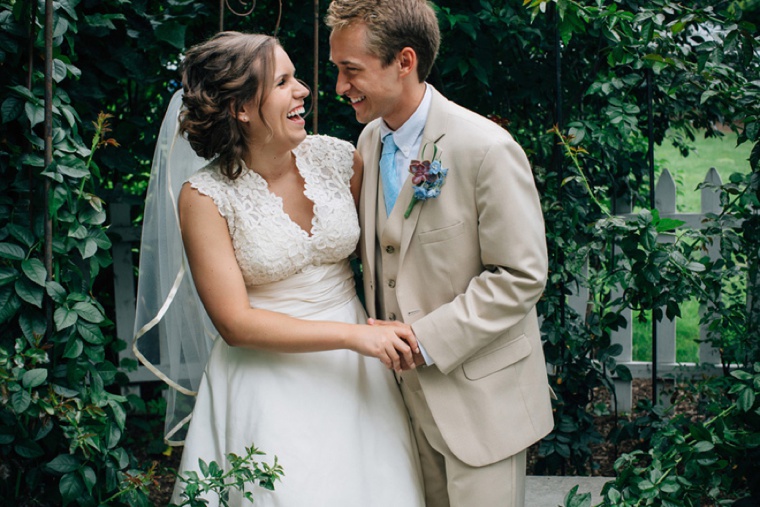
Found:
[367,319,424,370]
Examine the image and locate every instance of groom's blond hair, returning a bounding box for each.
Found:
[326,0,440,83]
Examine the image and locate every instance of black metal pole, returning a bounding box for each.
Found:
[647,68,658,402]
[219,0,224,33]
[313,0,319,134]
[553,3,565,329]
[44,0,54,337]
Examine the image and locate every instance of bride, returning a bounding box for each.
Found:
[133,31,424,506]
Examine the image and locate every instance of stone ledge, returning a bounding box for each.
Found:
[526,475,611,506]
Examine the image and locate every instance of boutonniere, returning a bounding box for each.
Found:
[404,143,449,219]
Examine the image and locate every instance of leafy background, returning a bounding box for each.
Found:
[1,0,759,505]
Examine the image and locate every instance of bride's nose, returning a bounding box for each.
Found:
[295,80,309,98]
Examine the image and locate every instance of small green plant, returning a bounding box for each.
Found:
[170,446,284,507]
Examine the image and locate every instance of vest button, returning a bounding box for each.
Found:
[388,313,396,321]
[388,279,396,288]
[385,245,395,254]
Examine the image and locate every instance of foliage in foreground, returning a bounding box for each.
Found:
[170,446,283,507]
[564,364,760,506]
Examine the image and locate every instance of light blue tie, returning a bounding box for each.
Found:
[380,133,400,216]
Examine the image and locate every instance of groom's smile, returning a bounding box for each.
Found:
[329,22,406,127]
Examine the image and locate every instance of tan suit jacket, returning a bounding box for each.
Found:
[357,87,554,468]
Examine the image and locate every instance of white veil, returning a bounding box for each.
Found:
[132,90,218,445]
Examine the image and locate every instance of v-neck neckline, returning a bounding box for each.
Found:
[244,150,317,238]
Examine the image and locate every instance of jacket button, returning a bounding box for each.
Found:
[385,245,395,254]
[388,313,396,321]
[388,279,396,288]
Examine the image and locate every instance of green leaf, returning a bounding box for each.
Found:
[73,302,104,323]
[53,59,67,83]
[11,390,31,413]
[105,422,121,449]
[60,472,85,505]
[22,368,47,389]
[62,334,84,359]
[110,447,129,469]
[153,20,187,50]
[615,364,633,382]
[700,90,718,104]
[738,388,756,412]
[68,223,88,239]
[0,266,18,286]
[77,321,106,344]
[0,287,22,324]
[22,258,47,286]
[80,238,98,259]
[15,278,44,308]
[731,370,753,381]
[693,441,715,453]
[47,454,81,474]
[2,96,24,123]
[0,242,25,260]
[80,466,97,494]
[46,281,67,304]
[655,218,684,233]
[15,438,44,458]
[58,164,91,179]
[54,307,78,331]
[25,101,45,128]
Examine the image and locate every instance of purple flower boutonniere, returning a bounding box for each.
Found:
[404,145,448,219]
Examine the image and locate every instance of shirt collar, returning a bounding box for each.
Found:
[379,84,432,159]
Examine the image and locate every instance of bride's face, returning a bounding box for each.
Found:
[247,46,309,150]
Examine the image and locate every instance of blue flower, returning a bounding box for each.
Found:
[405,157,448,218]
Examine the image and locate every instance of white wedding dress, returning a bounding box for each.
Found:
[171,135,424,506]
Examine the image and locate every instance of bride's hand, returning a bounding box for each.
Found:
[352,324,416,372]
[366,319,421,371]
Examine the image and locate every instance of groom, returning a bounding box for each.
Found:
[327,1,554,505]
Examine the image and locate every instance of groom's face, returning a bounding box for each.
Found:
[330,22,404,126]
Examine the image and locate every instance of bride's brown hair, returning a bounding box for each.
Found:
[179,31,278,180]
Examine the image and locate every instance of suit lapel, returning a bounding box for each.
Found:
[396,88,450,266]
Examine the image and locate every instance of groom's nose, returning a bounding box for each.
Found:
[335,71,350,96]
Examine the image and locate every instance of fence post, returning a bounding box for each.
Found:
[699,168,723,365]
[611,194,633,412]
[654,169,678,403]
[110,202,137,348]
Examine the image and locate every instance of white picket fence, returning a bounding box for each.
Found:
[566,167,727,411]
[110,167,729,410]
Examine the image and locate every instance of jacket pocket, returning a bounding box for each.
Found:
[418,221,465,244]
[462,334,532,380]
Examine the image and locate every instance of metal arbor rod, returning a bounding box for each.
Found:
[646,67,658,402]
[313,0,319,133]
[44,0,54,334]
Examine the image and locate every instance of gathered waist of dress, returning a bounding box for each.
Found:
[247,261,357,319]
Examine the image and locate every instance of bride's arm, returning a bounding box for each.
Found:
[178,182,416,372]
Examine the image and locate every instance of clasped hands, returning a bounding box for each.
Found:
[367,318,425,372]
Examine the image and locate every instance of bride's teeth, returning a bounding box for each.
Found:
[287,107,305,118]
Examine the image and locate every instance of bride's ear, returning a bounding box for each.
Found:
[232,101,252,123]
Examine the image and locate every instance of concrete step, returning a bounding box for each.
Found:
[526,476,611,506]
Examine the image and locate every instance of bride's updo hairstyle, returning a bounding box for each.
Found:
[179,31,278,180]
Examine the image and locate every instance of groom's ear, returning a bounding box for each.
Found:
[397,47,418,80]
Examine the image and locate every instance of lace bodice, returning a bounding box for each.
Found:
[188,135,360,287]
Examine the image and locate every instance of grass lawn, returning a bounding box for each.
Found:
[632,129,753,362]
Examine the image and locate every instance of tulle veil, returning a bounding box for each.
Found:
[132,90,217,445]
